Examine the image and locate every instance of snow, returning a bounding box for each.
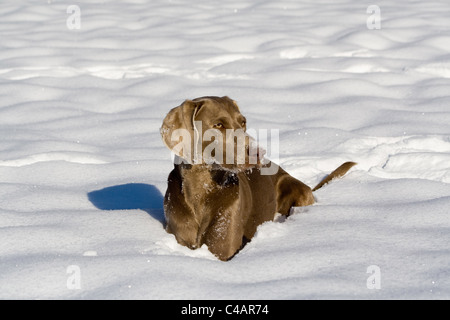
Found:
[1,0,449,299]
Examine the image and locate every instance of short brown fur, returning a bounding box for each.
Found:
[161,96,356,261]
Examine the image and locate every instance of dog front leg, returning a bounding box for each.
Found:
[203,201,244,261]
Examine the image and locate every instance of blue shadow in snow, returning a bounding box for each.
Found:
[88,183,165,225]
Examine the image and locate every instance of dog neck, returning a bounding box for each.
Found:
[177,163,239,188]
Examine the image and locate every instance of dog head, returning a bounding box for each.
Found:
[161,96,264,169]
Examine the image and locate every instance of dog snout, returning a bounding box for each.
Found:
[246,135,265,165]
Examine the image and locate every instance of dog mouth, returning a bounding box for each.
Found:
[195,129,265,166]
[206,142,268,173]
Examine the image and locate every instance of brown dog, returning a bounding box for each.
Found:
[160,96,356,261]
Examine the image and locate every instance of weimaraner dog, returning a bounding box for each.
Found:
[161,96,356,260]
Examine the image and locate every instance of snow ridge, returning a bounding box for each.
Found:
[1,0,449,299]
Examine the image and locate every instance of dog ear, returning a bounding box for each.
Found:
[160,99,204,162]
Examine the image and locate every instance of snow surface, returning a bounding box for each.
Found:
[1,0,450,299]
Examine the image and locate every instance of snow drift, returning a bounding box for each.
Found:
[0,0,449,299]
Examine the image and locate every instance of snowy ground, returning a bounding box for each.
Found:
[1,0,450,299]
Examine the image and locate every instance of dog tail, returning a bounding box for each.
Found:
[312,161,357,192]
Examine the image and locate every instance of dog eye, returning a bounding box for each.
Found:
[214,123,224,129]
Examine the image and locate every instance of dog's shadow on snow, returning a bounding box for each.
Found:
[87,183,165,225]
